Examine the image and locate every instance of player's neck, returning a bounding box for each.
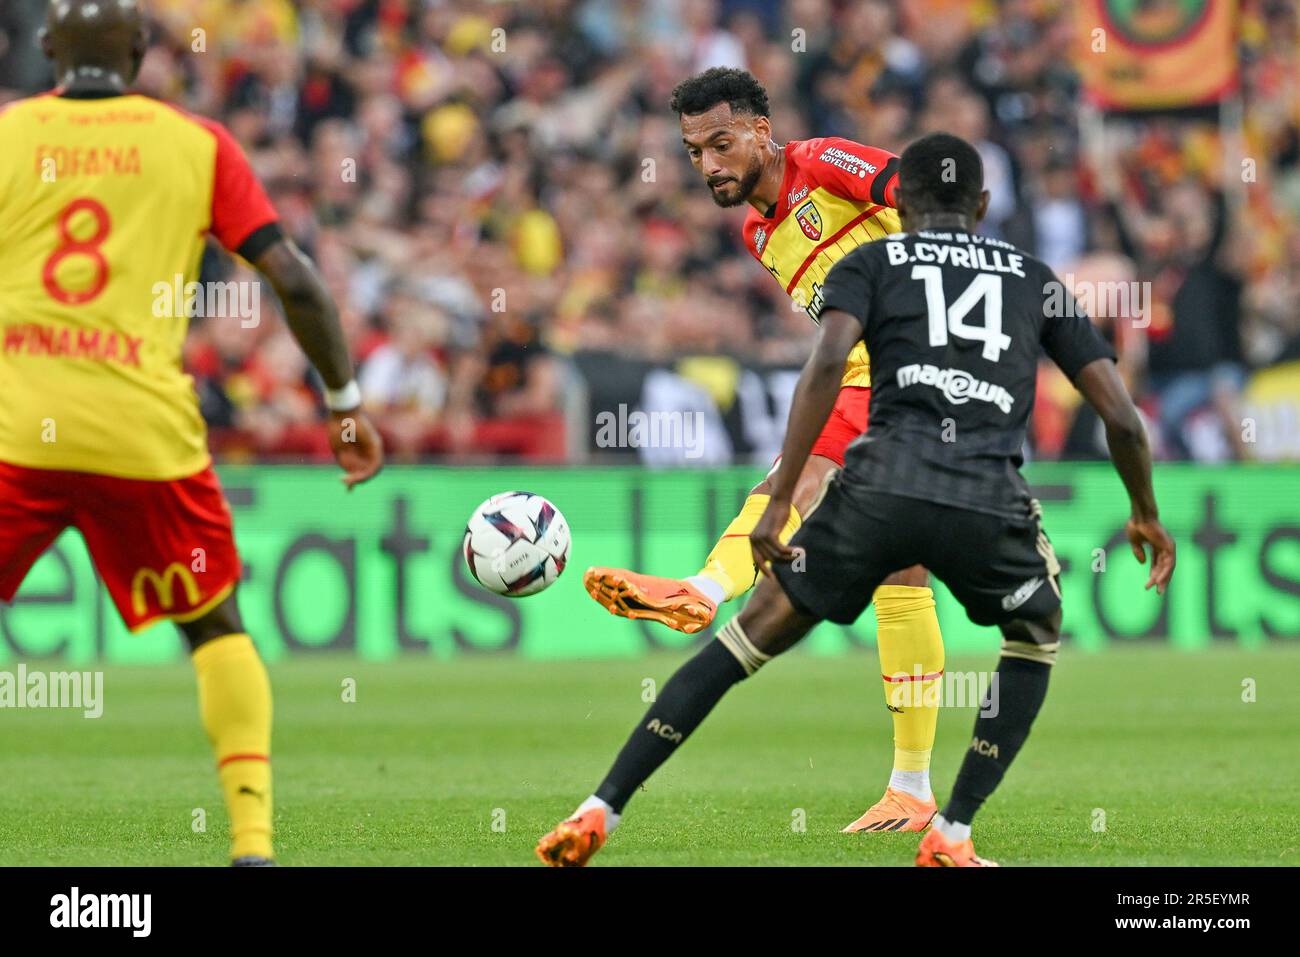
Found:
[56,65,130,98]
[746,143,786,216]
[909,212,977,234]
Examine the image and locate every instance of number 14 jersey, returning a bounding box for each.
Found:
[819,229,1116,519]
[0,91,279,479]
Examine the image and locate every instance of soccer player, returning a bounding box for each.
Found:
[538,132,1175,867]
[0,0,383,865]
[584,67,945,832]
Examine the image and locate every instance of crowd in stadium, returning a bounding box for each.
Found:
[1,0,1297,463]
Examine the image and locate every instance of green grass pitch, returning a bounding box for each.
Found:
[0,646,1296,866]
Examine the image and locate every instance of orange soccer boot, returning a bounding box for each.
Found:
[842,787,938,834]
[915,827,999,867]
[535,807,609,868]
[583,567,717,634]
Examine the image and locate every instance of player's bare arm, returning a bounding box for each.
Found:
[1074,357,1176,593]
[253,239,384,489]
[751,307,862,570]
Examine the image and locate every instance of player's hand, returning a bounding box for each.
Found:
[750,496,799,573]
[1126,515,1175,594]
[328,409,384,490]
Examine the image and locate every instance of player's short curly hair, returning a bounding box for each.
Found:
[898,132,985,213]
[669,67,770,118]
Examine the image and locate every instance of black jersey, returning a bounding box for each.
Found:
[820,229,1115,518]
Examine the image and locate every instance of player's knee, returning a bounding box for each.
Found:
[733,578,815,660]
[998,608,1062,666]
[179,593,245,652]
[715,618,771,677]
[882,564,929,588]
[790,457,839,514]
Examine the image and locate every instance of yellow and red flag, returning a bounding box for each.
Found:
[1075,0,1239,111]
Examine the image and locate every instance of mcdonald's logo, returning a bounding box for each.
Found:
[130,563,201,616]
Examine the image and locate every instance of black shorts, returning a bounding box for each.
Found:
[773,476,1062,627]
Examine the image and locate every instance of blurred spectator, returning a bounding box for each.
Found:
[444,309,567,461]
[359,290,450,460]
[1104,171,1247,460]
[1032,154,1088,271]
[0,0,46,91]
[1,0,1295,462]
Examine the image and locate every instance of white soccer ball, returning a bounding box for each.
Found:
[463,491,570,597]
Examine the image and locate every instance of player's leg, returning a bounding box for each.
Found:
[843,561,945,833]
[539,468,899,866]
[72,465,272,865]
[791,386,950,831]
[916,499,1063,867]
[582,386,875,634]
[919,609,1060,867]
[582,454,829,634]
[704,384,870,609]
[684,453,831,608]
[590,382,943,822]
[536,574,819,866]
[809,387,945,829]
[178,593,275,867]
[0,462,75,611]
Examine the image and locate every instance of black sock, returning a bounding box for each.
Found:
[942,656,1052,826]
[594,639,748,813]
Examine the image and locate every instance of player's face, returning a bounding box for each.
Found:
[680,104,766,208]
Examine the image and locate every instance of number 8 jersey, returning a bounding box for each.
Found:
[0,91,279,480]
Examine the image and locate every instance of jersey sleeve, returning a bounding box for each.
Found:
[196,117,281,257]
[800,137,900,208]
[1039,266,1118,379]
[818,245,882,333]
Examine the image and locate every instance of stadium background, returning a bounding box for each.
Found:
[0,0,1297,662]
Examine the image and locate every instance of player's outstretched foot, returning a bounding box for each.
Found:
[535,807,608,868]
[842,787,937,833]
[915,828,999,867]
[230,856,277,867]
[583,567,717,634]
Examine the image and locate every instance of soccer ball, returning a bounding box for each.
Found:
[464,491,570,597]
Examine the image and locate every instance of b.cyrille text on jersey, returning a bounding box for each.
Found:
[886,237,1026,276]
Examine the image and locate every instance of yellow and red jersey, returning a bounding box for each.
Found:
[742,137,902,387]
[0,91,279,480]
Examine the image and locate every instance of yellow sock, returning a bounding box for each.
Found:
[697,493,802,601]
[874,585,944,775]
[193,633,273,861]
